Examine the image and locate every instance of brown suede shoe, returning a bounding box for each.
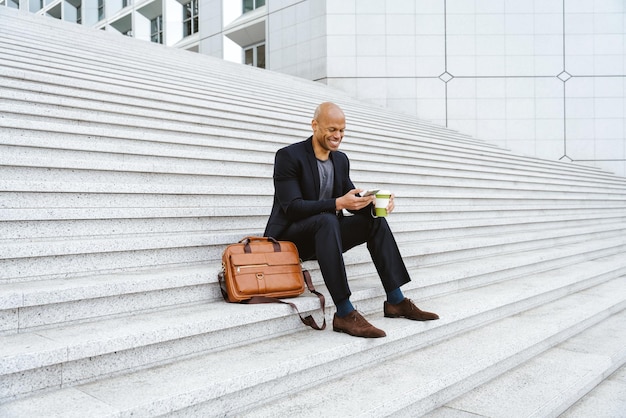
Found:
[333,310,386,338]
[384,298,439,321]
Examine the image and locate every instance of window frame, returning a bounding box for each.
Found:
[183,0,199,37]
[243,0,265,14]
[244,42,265,69]
[150,15,163,44]
[97,0,104,21]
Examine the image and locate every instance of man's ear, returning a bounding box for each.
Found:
[311,119,318,131]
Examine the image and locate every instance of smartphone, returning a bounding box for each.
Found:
[361,189,379,197]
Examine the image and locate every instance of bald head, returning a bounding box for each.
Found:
[313,102,345,122]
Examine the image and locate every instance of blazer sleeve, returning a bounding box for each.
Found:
[335,152,374,217]
[273,146,337,221]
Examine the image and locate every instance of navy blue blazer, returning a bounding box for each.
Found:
[263,136,370,238]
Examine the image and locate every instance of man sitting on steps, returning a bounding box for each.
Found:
[264,102,439,338]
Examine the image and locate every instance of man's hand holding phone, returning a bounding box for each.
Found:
[361,189,379,197]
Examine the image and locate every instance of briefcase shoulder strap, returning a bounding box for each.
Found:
[245,269,326,330]
[218,268,326,331]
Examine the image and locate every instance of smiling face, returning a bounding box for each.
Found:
[311,102,346,160]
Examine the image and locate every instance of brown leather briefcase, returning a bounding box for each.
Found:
[218,236,325,330]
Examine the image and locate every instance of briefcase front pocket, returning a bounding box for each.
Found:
[227,251,305,299]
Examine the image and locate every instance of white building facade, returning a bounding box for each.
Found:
[4,0,202,50]
[5,0,626,177]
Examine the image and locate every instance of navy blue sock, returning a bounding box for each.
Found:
[336,298,355,317]
[386,287,405,305]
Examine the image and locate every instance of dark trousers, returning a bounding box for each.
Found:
[277,212,411,304]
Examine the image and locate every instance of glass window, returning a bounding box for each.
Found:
[29,0,42,12]
[257,44,265,69]
[97,0,104,20]
[243,0,264,13]
[244,48,253,66]
[183,0,198,37]
[151,15,163,44]
[63,0,80,23]
[244,43,265,69]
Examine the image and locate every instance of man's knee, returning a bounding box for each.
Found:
[312,212,341,231]
[310,213,343,248]
[365,216,397,251]
[372,215,392,234]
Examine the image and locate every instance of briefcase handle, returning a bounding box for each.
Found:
[240,236,281,253]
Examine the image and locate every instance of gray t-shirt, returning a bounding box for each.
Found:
[316,158,334,200]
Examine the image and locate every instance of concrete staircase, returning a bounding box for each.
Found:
[1,8,625,417]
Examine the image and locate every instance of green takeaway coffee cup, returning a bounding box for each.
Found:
[375,190,391,217]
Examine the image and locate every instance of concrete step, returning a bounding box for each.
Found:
[1,244,623,365]
[0,12,616,189]
[0,77,308,135]
[0,123,287,159]
[0,229,255,282]
[11,207,626,260]
[0,213,267,240]
[2,127,619,201]
[238,277,626,417]
[3,169,625,205]
[3,138,626,198]
[0,12,612,175]
[1,232,624,335]
[560,364,626,418]
[1,88,621,187]
[3,112,588,191]
[0,46,488,156]
[0,263,216,334]
[2,205,622,240]
[1,213,624,283]
[0,23,616,180]
[1,186,622,220]
[3,99,616,193]
[423,309,626,418]
[0,18,490,148]
[356,220,626,268]
[1,201,624,223]
[2,189,625,224]
[1,264,623,415]
[0,35,339,123]
[0,97,302,156]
